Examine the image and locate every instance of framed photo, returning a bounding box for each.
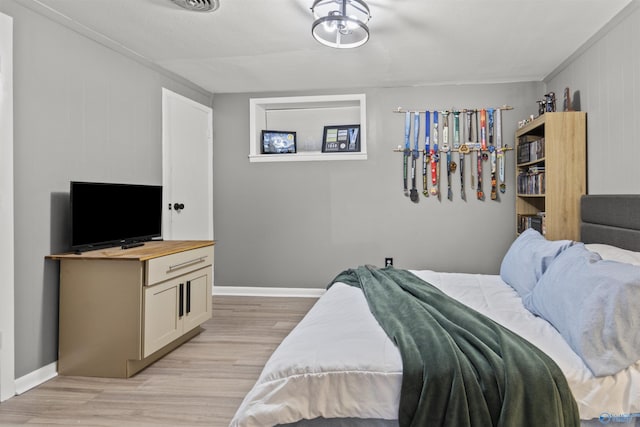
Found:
[261,130,297,154]
[321,125,360,153]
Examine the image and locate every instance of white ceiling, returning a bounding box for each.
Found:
[18,0,633,94]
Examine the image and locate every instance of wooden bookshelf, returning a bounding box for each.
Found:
[515,112,586,240]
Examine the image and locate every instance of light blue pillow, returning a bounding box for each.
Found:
[525,243,640,377]
[499,228,574,299]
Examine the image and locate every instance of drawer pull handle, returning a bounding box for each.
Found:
[168,257,206,272]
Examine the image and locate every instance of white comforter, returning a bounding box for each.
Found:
[230,270,640,426]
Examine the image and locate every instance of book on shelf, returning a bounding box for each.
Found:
[517,137,545,164]
[517,168,546,195]
[517,212,546,235]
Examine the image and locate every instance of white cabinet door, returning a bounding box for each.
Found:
[182,268,212,333]
[143,278,182,358]
[143,265,212,357]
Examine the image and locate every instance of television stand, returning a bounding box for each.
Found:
[48,240,215,378]
[121,241,145,249]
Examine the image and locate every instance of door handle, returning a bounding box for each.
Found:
[173,203,185,211]
[179,283,184,318]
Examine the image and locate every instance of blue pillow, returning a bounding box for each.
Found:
[525,243,640,376]
[499,228,574,299]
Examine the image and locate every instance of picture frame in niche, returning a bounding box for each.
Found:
[321,125,360,153]
[261,130,297,154]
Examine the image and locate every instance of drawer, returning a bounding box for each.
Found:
[146,245,213,286]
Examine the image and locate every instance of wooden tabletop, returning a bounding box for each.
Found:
[48,240,214,261]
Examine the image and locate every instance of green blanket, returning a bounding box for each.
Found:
[330,266,579,427]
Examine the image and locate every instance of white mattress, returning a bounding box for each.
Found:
[230,270,640,426]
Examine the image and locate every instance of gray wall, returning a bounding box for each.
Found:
[0,0,212,378]
[212,83,543,288]
[545,1,640,194]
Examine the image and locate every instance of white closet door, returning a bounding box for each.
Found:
[161,88,213,241]
[0,10,15,402]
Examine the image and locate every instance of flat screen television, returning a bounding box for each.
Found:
[70,181,163,252]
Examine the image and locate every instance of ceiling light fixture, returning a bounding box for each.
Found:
[311,0,371,49]
[170,0,220,12]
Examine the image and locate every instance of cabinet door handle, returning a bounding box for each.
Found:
[186,281,191,314]
[179,283,184,318]
[168,257,206,272]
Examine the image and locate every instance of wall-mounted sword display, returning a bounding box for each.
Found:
[393,106,513,203]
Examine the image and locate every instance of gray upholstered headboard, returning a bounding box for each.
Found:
[580,194,640,251]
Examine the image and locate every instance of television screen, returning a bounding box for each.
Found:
[70,181,163,251]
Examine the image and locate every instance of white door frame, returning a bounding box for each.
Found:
[0,11,16,402]
[161,88,213,240]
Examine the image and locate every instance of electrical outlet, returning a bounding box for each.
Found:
[384,257,393,267]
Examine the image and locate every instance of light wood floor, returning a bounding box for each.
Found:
[0,295,318,427]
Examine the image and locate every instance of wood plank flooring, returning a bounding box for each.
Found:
[0,295,318,427]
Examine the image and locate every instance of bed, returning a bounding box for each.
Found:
[230,195,640,427]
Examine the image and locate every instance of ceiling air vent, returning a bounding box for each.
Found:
[170,0,220,12]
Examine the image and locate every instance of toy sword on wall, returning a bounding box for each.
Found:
[441,111,452,201]
[423,111,430,197]
[457,111,468,201]
[466,110,475,190]
[496,108,506,193]
[430,111,440,199]
[410,112,420,202]
[488,108,498,200]
[403,111,411,196]
[476,110,484,200]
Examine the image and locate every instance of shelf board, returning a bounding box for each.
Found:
[517,193,546,198]
[249,151,367,163]
[516,114,546,137]
[517,158,545,168]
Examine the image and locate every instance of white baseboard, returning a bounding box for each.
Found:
[14,361,57,395]
[213,286,325,298]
